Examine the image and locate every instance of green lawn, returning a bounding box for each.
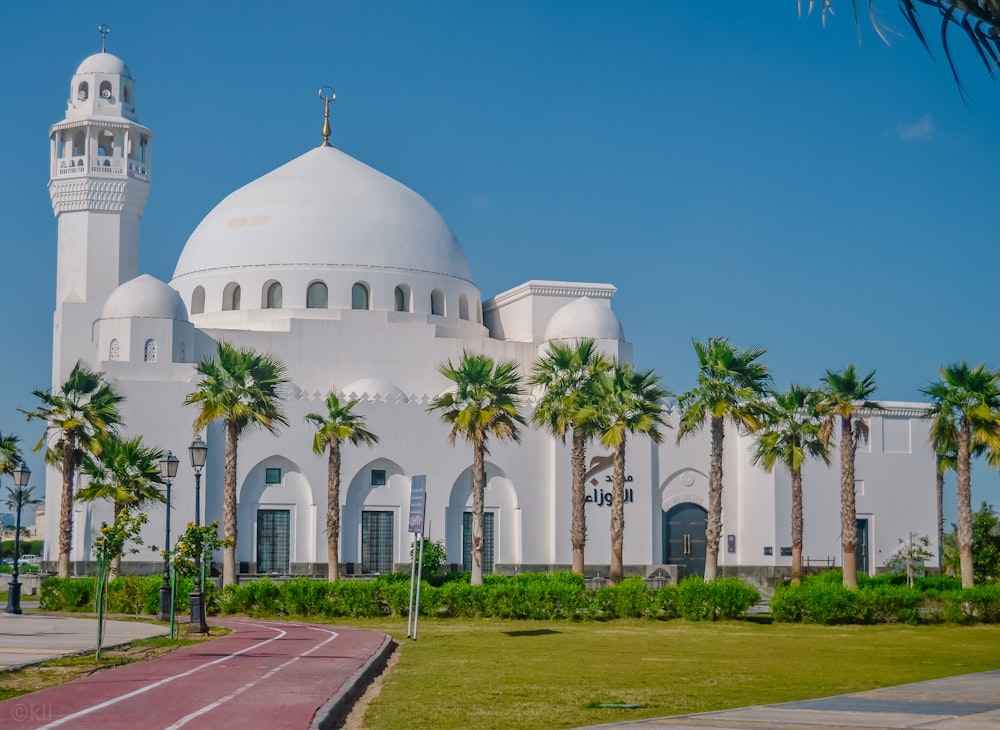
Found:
[330,618,1000,730]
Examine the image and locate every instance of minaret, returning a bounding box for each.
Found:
[48,29,152,385]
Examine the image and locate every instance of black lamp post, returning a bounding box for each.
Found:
[4,464,31,615]
[188,435,209,633]
[157,450,179,621]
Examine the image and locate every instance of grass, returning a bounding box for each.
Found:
[322,617,1000,730]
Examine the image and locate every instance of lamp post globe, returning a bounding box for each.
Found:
[4,464,31,615]
[157,451,179,622]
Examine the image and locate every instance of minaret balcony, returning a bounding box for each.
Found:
[55,156,149,182]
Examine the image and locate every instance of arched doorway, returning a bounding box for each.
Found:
[662,502,707,577]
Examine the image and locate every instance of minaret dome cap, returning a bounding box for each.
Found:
[75,52,132,78]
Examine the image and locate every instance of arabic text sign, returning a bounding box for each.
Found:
[409,475,426,534]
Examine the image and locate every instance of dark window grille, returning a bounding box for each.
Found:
[362,511,393,574]
[257,509,290,574]
[462,511,495,573]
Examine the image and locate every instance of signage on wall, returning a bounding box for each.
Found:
[408,475,426,535]
[583,454,635,508]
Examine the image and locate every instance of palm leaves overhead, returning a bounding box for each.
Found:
[824,1,1000,93]
[677,337,771,581]
[184,341,289,587]
[579,362,668,584]
[530,339,613,575]
[753,385,830,585]
[922,361,1000,588]
[306,391,379,582]
[819,364,881,590]
[429,351,525,586]
[22,361,124,579]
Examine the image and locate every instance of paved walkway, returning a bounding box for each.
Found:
[0,614,392,729]
[583,670,1000,729]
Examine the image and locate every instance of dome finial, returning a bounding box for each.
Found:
[318,86,336,147]
[98,24,111,53]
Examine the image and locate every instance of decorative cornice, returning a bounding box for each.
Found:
[48,178,149,216]
[484,280,617,310]
[49,119,154,136]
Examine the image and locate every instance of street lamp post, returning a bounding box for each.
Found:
[188,435,209,634]
[4,464,31,615]
[157,451,179,622]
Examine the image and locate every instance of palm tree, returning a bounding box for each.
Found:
[0,432,22,476]
[819,365,881,590]
[530,339,613,575]
[579,362,668,583]
[921,362,1000,588]
[752,385,830,585]
[75,433,166,576]
[184,341,288,586]
[429,351,525,586]
[306,391,379,581]
[22,361,124,578]
[676,337,771,581]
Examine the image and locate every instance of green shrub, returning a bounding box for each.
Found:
[772,581,867,624]
[712,578,761,619]
[591,577,652,619]
[650,585,681,619]
[40,577,96,611]
[677,577,714,621]
[863,584,923,624]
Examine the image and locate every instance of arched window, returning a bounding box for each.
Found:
[352,282,370,310]
[72,131,85,156]
[98,130,114,157]
[109,339,120,361]
[459,294,469,321]
[265,282,282,309]
[430,289,445,316]
[306,281,328,309]
[223,283,241,311]
[77,82,88,101]
[394,286,409,312]
[143,339,157,363]
[123,83,132,105]
[99,81,112,100]
[191,286,205,315]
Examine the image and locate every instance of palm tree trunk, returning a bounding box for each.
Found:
[570,429,587,575]
[471,438,486,586]
[704,416,724,582]
[109,500,124,579]
[840,416,858,589]
[791,467,803,586]
[222,420,240,587]
[935,456,944,570]
[327,439,341,582]
[956,422,975,588]
[58,437,76,579]
[609,438,626,584]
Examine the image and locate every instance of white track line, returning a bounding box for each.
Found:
[33,621,287,730]
[165,623,339,729]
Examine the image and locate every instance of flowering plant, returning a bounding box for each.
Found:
[169,520,233,577]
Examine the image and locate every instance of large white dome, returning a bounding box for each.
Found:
[173,146,472,283]
[75,52,131,78]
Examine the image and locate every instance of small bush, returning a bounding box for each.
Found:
[40,577,96,611]
[677,577,714,621]
[591,577,651,619]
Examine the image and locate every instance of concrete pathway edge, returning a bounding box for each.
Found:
[311,633,396,730]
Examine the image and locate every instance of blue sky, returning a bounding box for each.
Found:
[2,2,999,525]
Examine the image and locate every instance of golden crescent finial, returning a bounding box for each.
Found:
[318,86,336,147]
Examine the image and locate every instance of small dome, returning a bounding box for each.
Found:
[544,297,624,342]
[75,52,131,78]
[341,378,406,401]
[102,275,188,321]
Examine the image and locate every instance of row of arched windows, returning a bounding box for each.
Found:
[77,80,132,104]
[189,280,478,321]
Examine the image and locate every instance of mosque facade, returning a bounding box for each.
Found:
[42,47,939,582]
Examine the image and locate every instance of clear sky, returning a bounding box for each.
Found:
[2,1,999,525]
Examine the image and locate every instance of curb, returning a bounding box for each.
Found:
[311,632,396,730]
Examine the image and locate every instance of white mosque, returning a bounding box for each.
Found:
[42,44,939,583]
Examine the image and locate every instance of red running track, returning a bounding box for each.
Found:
[0,619,392,730]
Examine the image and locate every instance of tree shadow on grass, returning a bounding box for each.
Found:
[502,628,561,637]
